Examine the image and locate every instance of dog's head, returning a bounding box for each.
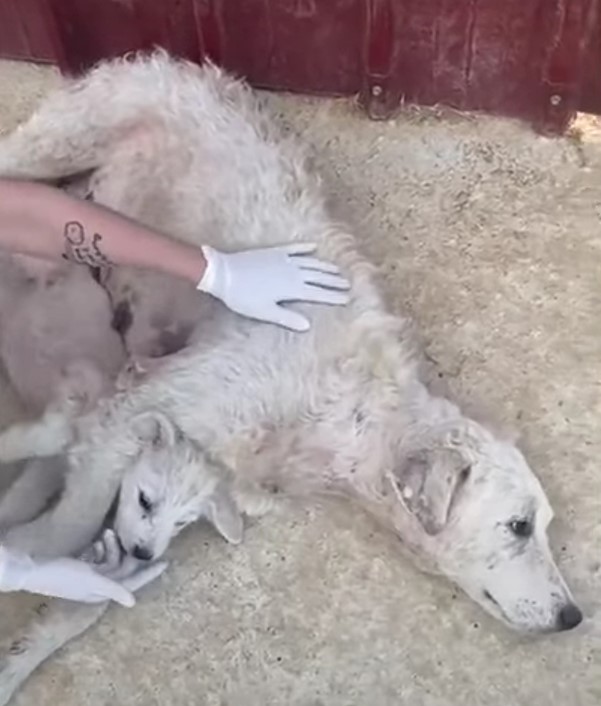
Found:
[114,411,243,561]
[385,419,581,633]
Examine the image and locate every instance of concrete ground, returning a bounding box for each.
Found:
[0,60,599,705]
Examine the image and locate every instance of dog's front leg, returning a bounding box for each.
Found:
[0,458,66,530]
[0,534,167,706]
[0,360,109,466]
[2,465,120,559]
[0,599,108,706]
[0,412,73,464]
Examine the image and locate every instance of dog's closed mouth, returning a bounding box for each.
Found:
[483,589,512,624]
[483,589,499,607]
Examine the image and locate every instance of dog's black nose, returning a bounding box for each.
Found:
[556,603,583,631]
[132,544,153,561]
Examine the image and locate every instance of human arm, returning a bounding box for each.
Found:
[0,531,167,606]
[0,178,206,282]
[0,179,350,330]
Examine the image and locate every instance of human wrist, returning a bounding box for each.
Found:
[0,546,36,592]
[196,245,223,294]
[161,243,208,285]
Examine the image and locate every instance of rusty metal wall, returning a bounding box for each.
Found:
[0,0,598,132]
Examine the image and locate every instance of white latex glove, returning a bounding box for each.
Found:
[0,531,166,606]
[197,244,350,331]
[87,529,168,592]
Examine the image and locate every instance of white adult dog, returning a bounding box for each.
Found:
[0,49,582,702]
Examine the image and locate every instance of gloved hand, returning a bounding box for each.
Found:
[197,243,350,331]
[0,530,167,606]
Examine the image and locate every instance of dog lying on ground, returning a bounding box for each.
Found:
[0,49,582,703]
[0,254,124,528]
[0,251,242,547]
[0,253,242,705]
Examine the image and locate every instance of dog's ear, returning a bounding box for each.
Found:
[206,485,244,545]
[131,410,178,449]
[390,446,469,535]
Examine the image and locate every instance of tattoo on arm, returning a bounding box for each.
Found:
[62,221,114,270]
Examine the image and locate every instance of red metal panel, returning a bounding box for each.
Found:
[47,0,143,70]
[133,0,199,63]
[195,0,364,95]
[0,0,59,62]
[358,0,598,132]
[1,0,600,132]
[361,0,567,127]
[45,0,198,73]
[576,0,601,113]
[540,0,598,129]
[193,0,224,65]
[359,0,400,118]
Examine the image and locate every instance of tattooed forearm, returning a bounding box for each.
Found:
[62,221,114,269]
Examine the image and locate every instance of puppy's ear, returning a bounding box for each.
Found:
[131,410,178,449]
[206,485,244,545]
[389,446,469,535]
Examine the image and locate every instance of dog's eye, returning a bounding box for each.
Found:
[138,491,153,513]
[459,465,471,482]
[175,521,187,529]
[508,519,532,538]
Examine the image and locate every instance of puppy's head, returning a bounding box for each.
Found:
[385,419,581,633]
[114,411,243,561]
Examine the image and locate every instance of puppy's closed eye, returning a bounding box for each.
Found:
[459,465,471,483]
[139,490,153,513]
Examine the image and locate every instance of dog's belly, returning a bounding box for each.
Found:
[0,264,125,413]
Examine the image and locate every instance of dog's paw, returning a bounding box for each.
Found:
[32,412,74,455]
[115,359,146,391]
[85,529,168,588]
[115,356,162,391]
[87,529,123,573]
[56,360,106,414]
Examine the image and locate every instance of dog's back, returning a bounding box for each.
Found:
[0,256,125,413]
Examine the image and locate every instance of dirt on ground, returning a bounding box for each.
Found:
[0,60,599,706]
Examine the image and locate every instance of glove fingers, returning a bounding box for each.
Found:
[284,243,317,256]
[302,271,350,290]
[91,575,136,608]
[266,306,310,332]
[121,561,168,593]
[296,257,341,274]
[100,555,132,581]
[299,285,350,305]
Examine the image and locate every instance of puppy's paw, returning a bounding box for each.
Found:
[115,356,163,391]
[81,529,119,566]
[85,529,168,589]
[115,358,147,391]
[56,360,106,414]
[32,412,74,455]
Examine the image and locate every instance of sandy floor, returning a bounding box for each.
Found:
[0,60,599,705]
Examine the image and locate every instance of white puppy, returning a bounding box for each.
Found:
[0,255,124,528]
[0,53,582,700]
[0,253,241,548]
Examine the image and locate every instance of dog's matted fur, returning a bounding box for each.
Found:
[0,51,582,703]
